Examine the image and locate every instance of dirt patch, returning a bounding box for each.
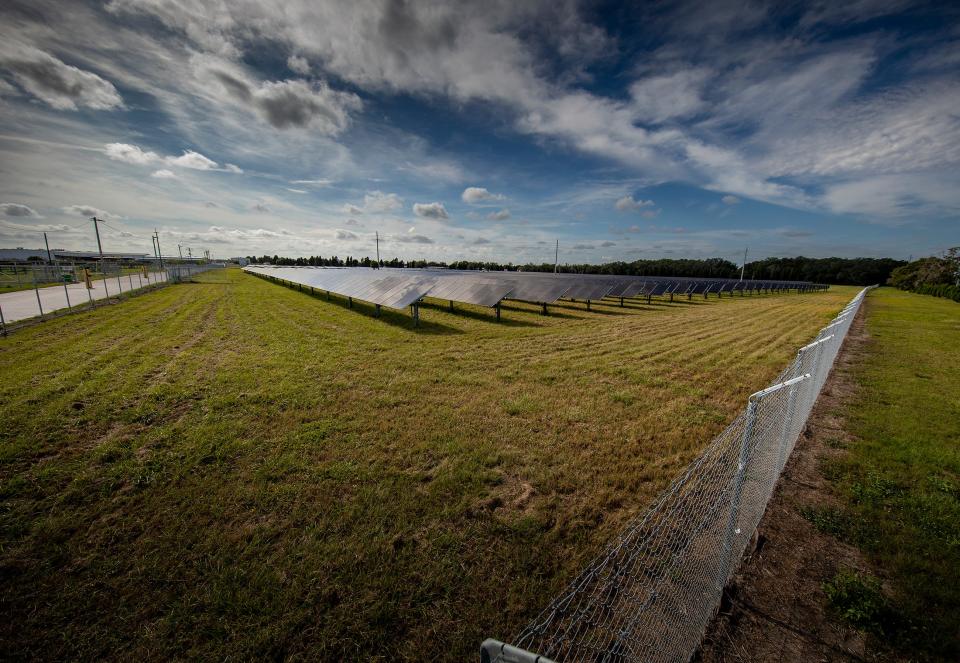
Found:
[696,300,904,662]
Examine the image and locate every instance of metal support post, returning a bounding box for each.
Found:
[495,302,501,322]
[32,269,44,319]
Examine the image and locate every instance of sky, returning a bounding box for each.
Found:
[0,0,957,265]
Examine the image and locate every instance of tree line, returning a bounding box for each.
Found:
[245,255,909,285]
[888,248,960,303]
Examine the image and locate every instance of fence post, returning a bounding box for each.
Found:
[63,277,72,310]
[0,303,6,336]
[32,268,44,319]
[720,398,758,584]
[775,370,814,477]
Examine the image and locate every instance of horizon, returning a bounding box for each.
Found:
[1,1,958,264]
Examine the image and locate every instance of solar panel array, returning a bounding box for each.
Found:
[244,265,824,323]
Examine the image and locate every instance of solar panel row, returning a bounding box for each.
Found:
[244,265,825,324]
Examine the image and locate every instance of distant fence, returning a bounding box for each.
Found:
[165,263,226,283]
[482,286,874,663]
[0,263,226,331]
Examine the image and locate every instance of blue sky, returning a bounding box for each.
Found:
[0,0,957,264]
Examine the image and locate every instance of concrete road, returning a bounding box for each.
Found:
[0,271,168,326]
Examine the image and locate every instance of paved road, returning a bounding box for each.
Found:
[0,272,169,326]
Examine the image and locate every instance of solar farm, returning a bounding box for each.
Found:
[0,267,860,660]
[245,264,825,324]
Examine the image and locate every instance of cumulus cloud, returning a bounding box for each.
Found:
[104,143,160,165]
[287,54,311,75]
[462,186,505,204]
[1,203,41,217]
[167,149,218,170]
[487,209,511,221]
[342,203,364,215]
[62,204,117,220]
[721,195,740,205]
[471,237,492,245]
[251,203,270,213]
[614,195,655,211]
[335,229,358,240]
[224,163,243,174]
[600,240,616,247]
[0,42,123,111]
[151,169,176,179]
[413,202,449,219]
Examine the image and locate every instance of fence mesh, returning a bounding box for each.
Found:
[482,286,873,663]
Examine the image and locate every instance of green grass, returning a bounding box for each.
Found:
[0,268,856,660]
[818,288,960,659]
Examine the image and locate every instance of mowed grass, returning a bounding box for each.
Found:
[814,289,960,658]
[0,269,856,660]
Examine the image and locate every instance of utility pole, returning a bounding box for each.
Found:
[154,230,164,270]
[375,231,380,265]
[554,239,559,274]
[188,247,192,259]
[740,246,748,281]
[178,244,183,260]
[92,217,105,275]
[43,232,52,263]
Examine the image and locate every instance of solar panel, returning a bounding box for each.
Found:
[562,280,616,301]
[423,275,514,307]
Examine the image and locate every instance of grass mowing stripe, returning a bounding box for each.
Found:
[0,269,858,661]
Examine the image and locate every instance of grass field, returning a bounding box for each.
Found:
[812,288,960,659]
[0,268,856,660]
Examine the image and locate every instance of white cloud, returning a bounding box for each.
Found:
[251,202,270,213]
[286,188,307,194]
[224,163,243,174]
[721,195,740,205]
[400,160,465,183]
[151,169,177,179]
[62,204,118,220]
[166,149,218,170]
[105,143,160,165]
[1,203,41,217]
[413,202,449,219]
[487,208,511,221]
[341,203,364,215]
[196,56,361,133]
[614,195,654,211]
[335,229,358,240]
[630,69,709,123]
[291,178,333,186]
[0,41,123,111]
[287,54,311,75]
[395,234,434,244]
[363,190,403,213]
[462,186,505,204]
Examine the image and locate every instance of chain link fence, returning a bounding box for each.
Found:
[0,263,226,331]
[482,286,874,663]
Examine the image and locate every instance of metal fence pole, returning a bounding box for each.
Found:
[63,278,72,310]
[720,398,758,583]
[32,268,44,319]
[0,304,6,336]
